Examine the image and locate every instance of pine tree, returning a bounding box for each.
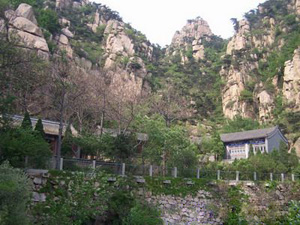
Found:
[21,111,32,130]
[61,125,73,157]
[34,118,45,138]
[249,144,254,158]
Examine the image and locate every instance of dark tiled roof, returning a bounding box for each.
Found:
[220,126,278,142]
[12,115,78,136]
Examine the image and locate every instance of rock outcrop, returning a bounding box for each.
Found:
[226,20,250,55]
[168,17,213,62]
[283,47,300,111]
[101,19,152,99]
[5,4,49,55]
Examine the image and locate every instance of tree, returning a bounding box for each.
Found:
[0,127,51,168]
[50,55,82,169]
[151,82,192,127]
[61,125,74,157]
[135,115,198,173]
[34,118,45,138]
[21,111,32,130]
[230,18,239,33]
[0,161,31,225]
[36,9,60,34]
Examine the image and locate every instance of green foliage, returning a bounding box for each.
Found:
[0,161,31,225]
[135,115,199,169]
[123,201,163,225]
[201,132,225,160]
[33,171,112,225]
[239,89,253,102]
[36,9,60,34]
[34,118,45,138]
[224,186,248,225]
[105,133,137,162]
[222,116,260,133]
[0,127,51,168]
[71,40,104,64]
[21,111,32,130]
[145,177,210,197]
[61,125,74,157]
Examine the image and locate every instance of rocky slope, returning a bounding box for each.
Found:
[167,17,214,63]
[1,0,154,102]
[221,0,300,122]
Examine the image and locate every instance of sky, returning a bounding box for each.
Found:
[94,0,267,47]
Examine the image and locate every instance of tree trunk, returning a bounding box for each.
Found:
[56,90,65,169]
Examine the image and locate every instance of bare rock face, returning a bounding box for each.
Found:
[293,137,300,157]
[61,28,74,38]
[256,89,274,123]
[10,17,43,37]
[220,64,255,119]
[168,17,213,62]
[5,5,49,54]
[226,20,250,55]
[56,0,73,9]
[15,3,37,25]
[102,19,152,100]
[283,47,300,111]
[8,28,49,52]
[56,33,73,57]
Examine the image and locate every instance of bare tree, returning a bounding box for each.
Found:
[50,55,83,168]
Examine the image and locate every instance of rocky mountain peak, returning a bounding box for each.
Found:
[171,17,213,48]
[167,17,213,62]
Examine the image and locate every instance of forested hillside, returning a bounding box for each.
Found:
[0,0,300,161]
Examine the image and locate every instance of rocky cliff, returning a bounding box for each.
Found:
[167,17,213,62]
[221,0,300,123]
[1,0,153,102]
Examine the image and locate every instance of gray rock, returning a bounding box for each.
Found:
[15,3,38,25]
[33,177,42,185]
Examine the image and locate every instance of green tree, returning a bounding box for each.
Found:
[0,161,31,225]
[61,125,74,157]
[37,9,60,34]
[0,128,51,168]
[34,118,45,138]
[21,111,32,130]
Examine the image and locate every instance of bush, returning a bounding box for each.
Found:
[37,9,60,34]
[123,202,163,225]
[0,127,51,168]
[0,161,31,225]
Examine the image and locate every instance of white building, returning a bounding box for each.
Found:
[220,126,288,160]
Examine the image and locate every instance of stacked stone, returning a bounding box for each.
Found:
[146,190,222,225]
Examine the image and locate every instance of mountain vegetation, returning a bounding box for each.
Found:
[1,0,300,222]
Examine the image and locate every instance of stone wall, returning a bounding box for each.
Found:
[27,169,300,224]
[145,191,221,224]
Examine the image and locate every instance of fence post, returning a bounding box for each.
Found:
[122,163,126,176]
[254,172,257,181]
[92,160,96,169]
[217,170,220,180]
[174,167,177,178]
[270,173,273,181]
[292,174,295,182]
[236,171,239,181]
[281,173,284,182]
[59,158,63,171]
[197,168,200,179]
[149,165,153,177]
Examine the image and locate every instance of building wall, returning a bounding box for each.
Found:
[267,130,288,152]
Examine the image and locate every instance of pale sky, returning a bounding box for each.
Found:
[94,0,267,47]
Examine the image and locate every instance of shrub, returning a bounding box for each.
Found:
[37,9,60,34]
[0,161,31,225]
[123,201,163,225]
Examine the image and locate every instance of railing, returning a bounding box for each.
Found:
[23,157,300,182]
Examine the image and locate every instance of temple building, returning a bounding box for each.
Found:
[220,126,288,160]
